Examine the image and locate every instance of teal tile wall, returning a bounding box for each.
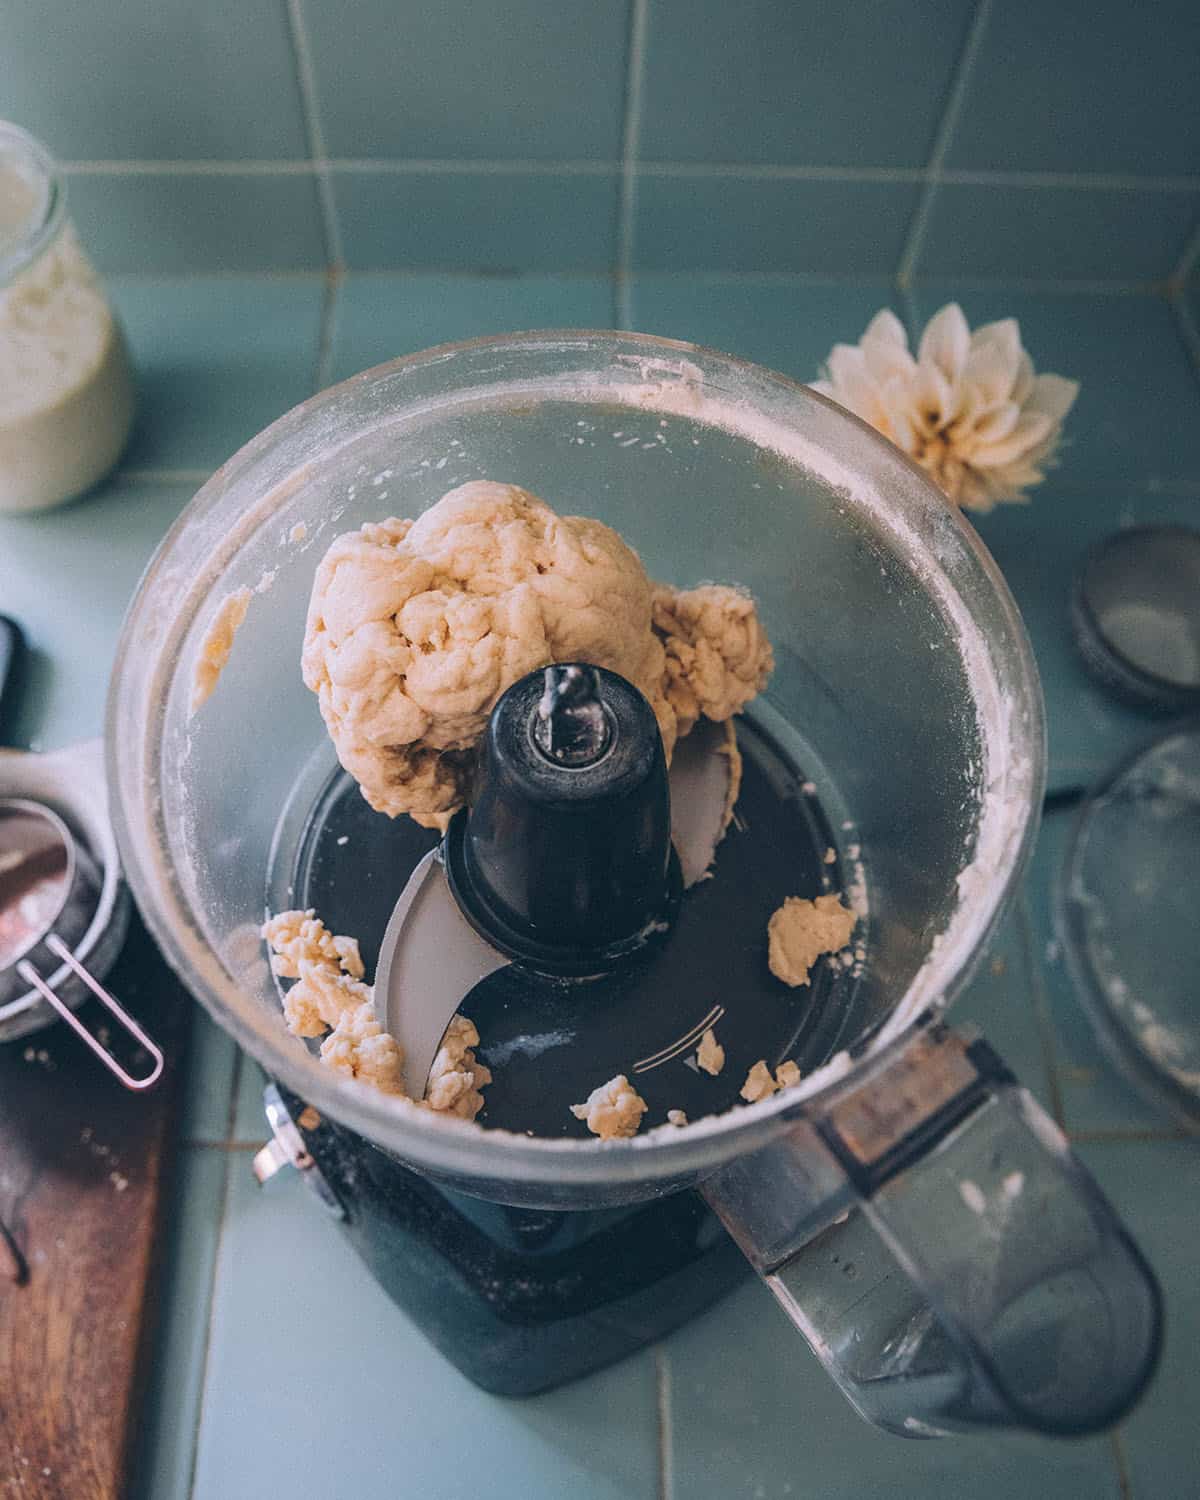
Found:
[630,175,920,275]
[331,166,619,271]
[65,171,325,273]
[108,276,325,466]
[5,1,1196,291]
[945,0,1200,177]
[303,0,630,161]
[327,273,614,380]
[0,0,307,160]
[636,0,976,169]
[918,182,1199,283]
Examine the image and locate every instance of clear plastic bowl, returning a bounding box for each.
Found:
[1059,720,1200,1128]
[107,331,1043,1207]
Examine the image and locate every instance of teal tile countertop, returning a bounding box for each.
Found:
[2,273,1197,1500]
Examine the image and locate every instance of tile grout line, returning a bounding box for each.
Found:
[100,266,1164,292]
[615,0,649,330]
[939,167,1200,193]
[332,157,619,176]
[284,0,344,270]
[654,1346,673,1500]
[896,0,993,289]
[224,1047,244,1143]
[63,159,319,176]
[115,468,213,485]
[59,156,1200,192]
[1166,284,1200,385]
[897,282,921,344]
[1167,210,1200,290]
[904,275,1162,294]
[1068,1128,1194,1145]
[108,268,329,284]
[1110,1429,1134,1500]
[314,267,342,391]
[183,1145,234,1500]
[637,161,924,184]
[1015,887,1067,1128]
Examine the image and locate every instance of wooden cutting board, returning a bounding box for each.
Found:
[0,912,190,1500]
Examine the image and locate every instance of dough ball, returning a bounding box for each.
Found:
[302,482,675,822]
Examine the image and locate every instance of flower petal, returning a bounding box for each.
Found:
[879,374,917,449]
[973,410,1054,468]
[917,303,970,383]
[972,401,1021,445]
[826,343,869,390]
[1011,351,1035,407]
[970,318,1022,367]
[963,336,1021,409]
[1025,373,1079,425]
[862,311,917,383]
[958,471,994,513]
[863,307,910,350]
[911,360,954,429]
[823,346,891,429]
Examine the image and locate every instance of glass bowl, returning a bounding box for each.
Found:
[107,331,1043,1207]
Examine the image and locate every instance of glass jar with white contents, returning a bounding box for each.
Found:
[0,121,135,513]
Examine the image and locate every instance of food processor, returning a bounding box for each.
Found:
[108,332,1162,1437]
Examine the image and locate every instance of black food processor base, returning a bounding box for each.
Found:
[274,1083,748,1397]
[267,708,858,1392]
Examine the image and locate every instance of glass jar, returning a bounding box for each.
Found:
[0,121,135,513]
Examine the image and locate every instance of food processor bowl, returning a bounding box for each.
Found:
[109,333,1161,1437]
[109,331,1039,1200]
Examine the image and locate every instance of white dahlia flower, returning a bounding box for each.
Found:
[812,303,1079,512]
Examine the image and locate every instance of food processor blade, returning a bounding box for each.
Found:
[373,707,741,1103]
[373,849,509,1099]
[668,718,739,888]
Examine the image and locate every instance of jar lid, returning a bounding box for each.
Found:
[1058,721,1200,1129]
[0,121,62,286]
[1071,525,1200,713]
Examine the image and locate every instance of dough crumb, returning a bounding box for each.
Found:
[775,1059,803,1089]
[767,894,857,988]
[190,587,252,713]
[284,959,371,1038]
[666,1108,688,1127]
[696,1026,725,1076]
[740,1060,778,1102]
[653,583,774,737]
[425,1014,493,1120]
[570,1074,648,1139]
[740,1058,802,1102]
[263,909,353,979]
[289,521,308,543]
[262,908,488,1117]
[823,846,836,865]
[320,1000,406,1095]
